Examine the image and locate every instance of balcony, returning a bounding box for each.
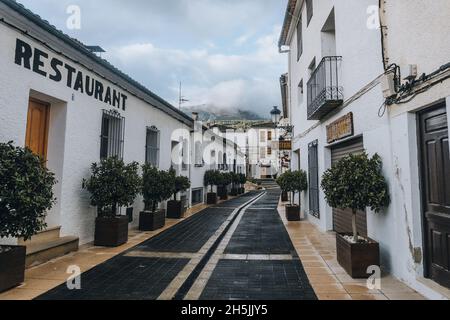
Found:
[307,56,343,120]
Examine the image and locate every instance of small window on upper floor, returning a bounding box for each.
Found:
[306,0,313,26]
[297,18,303,61]
[268,131,273,141]
[298,79,304,106]
[260,131,266,143]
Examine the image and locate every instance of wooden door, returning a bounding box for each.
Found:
[419,103,450,288]
[331,138,368,237]
[25,100,50,160]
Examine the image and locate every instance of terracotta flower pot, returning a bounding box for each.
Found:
[336,233,380,278]
[0,245,26,293]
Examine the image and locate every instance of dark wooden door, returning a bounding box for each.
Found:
[25,99,50,161]
[331,138,368,237]
[419,103,450,289]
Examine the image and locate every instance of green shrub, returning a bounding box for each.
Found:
[203,170,221,192]
[321,153,390,241]
[83,157,141,218]
[170,168,191,201]
[142,165,175,212]
[276,170,308,205]
[0,142,57,241]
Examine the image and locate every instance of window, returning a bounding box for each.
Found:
[195,141,203,167]
[267,147,272,156]
[298,79,304,105]
[308,140,320,218]
[100,110,125,160]
[145,127,160,167]
[260,131,266,143]
[260,147,266,159]
[306,0,313,26]
[191,188,204,206]
[181,139,188,171]
[297,18,303,60]
[268,131,272,141]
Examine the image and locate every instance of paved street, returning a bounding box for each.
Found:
[36,189,317,300]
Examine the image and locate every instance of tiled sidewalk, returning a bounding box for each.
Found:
[277,202,426,300]
[0,203,211,300]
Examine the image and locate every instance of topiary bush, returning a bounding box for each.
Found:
[276,170,308,206]
[204,170,219,193]
[82,157,141,218]
[0,142,57,241]
[142,165,175,212]
[321,152,390,242]
[170,168,191,201]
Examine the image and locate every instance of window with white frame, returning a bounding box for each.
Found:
[100,109,125,160]
[195,141,203,167]
[145,126,160,167]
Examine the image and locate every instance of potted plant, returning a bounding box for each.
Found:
[239,173,247,194]
[230,173,239,196]
[83,157,140,247]
[218,172,232,200]
[167,169,191,219]
[276,170,308,221]
[140,165,174,231]
[321,153,390,278]
[0,142,56,292]
[277,174,289,202]
[204,170,219,205]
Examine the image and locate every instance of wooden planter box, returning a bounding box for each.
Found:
[95,216,129,247]
[218,187,228,200]
[281,192,289,202]
[207,193,217,205]
[167,200,184,219]
[286,205,301,221]
[139,210,166,231]
[336,233,380,279]
[0,245,26,293]
[230,188,239,196]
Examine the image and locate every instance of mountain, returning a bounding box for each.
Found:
[181,105,266,122]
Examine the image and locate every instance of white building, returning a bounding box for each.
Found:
[279,0,450,298]
[0,1,244,253]
[208,121,282,179]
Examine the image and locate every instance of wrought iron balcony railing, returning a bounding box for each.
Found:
[307,56,343,120]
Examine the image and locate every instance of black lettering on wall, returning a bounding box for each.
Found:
[95,80,104,101]
[104,87,112,105]
[14,39,32,69]
[32,48,48,77]
[73,71,84,93]
[85,76,94,96]
[64,64,76,88]
[121,94,128,111]
[112,89,121,107]
[49,58,63,82]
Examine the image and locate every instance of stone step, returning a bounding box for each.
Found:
[25,236,79,268]
[18,226,61,246]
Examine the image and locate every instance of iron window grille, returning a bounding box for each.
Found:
[308,140,320,218]
[145,126,160,167]
[100,109,125,160]
[307,56,343,120]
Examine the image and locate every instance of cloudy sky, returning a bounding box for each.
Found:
[18,0,288,118]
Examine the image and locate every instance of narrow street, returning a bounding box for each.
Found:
[35,188,317,300]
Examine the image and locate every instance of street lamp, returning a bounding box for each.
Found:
[270,106,294,133]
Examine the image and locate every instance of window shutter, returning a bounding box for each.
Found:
[308,140,320,218]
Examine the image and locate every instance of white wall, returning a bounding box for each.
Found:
[0,24,193,244]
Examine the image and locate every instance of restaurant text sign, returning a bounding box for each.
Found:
[327,113,354,143]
